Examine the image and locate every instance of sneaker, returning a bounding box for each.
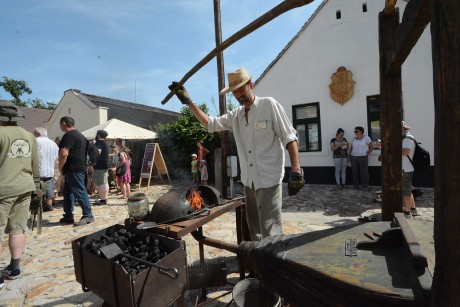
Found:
[94,200,107,206]
[411,208,419,216]
[74,216,95,227]
[59,217,75,224]
[403,211,412,219]
[1,266,21,280]
[0,276,4,289]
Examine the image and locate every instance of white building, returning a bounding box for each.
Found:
[254,0,434,186]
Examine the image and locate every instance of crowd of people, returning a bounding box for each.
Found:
[330,122,419,218]
[190,140,209,185]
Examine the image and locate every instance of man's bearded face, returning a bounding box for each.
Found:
[232,83,252,106]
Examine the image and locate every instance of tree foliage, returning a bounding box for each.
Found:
[0,77,32,106]
[155,103,221,179]
[27,98,58,110]
[0,76,56,109]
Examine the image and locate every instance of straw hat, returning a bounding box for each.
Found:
[220,68,252,94]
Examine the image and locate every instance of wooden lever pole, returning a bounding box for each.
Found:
[161,0,313,104]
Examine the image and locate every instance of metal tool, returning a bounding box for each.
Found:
[137,207,211,230]
[345,239,358,256]
[99,241,179,279]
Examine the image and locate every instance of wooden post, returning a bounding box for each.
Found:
[430,0,460,304]
[379,9,403,221]
[213,0,229,198]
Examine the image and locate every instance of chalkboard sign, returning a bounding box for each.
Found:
[140,143,156,177]
[138,143,170,190]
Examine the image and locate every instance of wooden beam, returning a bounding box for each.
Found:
[379,8,403,221]
[430,0,460,304]
[161,0,314,105]
[213,0,230,198]
[385,0,430,75]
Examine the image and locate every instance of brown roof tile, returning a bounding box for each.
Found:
[17,107,53,133]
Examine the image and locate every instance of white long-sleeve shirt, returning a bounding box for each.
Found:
[208,96,297,190]
[37,136,59,178]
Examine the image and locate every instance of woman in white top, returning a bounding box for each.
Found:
[349,126,374,189]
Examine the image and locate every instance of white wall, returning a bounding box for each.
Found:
[46,90,108,140]
[254,0,434,168]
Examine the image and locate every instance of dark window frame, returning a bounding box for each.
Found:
[292,102,322,152]
[366,95,381,150]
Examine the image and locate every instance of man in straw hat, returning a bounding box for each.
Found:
[169,67,304,240]
[0,101,40,288]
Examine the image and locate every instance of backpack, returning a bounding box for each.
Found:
[403,135,430,171]
[86,140,100,166]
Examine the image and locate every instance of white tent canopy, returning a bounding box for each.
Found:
[81,118,157,140]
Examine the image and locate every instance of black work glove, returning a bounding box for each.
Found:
[30,190,43,211]
[33,189,44,198]
[288,169,305,196]
[168,81,192,105]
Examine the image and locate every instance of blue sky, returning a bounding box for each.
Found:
[0,0,321,115]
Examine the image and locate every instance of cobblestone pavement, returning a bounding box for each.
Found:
[0,180,434,306]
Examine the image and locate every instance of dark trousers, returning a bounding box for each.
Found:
[63,172,93,219]
[350,155,369,188]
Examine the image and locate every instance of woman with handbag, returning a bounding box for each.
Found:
[115,146,131,199]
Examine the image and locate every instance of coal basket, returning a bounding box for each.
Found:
[72,224,187,307]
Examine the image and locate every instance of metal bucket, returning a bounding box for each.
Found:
[232,278,281,307]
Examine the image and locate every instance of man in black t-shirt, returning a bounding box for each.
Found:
[58,116,94,226]
[91,130,110,205]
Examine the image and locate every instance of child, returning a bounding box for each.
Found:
[191,154,199,184]
[200,160,208,185]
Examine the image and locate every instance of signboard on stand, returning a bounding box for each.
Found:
[138,143,170,190]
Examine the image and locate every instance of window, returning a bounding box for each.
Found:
[336,10,342,20]
[366,95,381,149]
[293,103,321,152]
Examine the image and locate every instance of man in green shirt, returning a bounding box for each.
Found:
[0,101,40,289]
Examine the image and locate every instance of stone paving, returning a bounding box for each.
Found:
[0,180,434,306]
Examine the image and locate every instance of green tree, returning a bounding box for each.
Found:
[226,93,236,112]
[27,98,57,110]
[0,76,32,106]
[1,77,57,109]
[155,103,220,179]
